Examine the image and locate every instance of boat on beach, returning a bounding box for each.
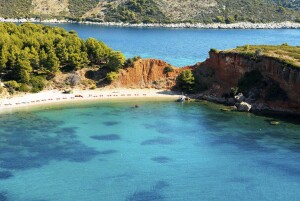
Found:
[177,95,187,102]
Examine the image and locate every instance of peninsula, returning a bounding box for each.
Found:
[0,23,300,116]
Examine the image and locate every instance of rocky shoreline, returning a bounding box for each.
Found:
[194,93,300,117]
[1,17,300,29]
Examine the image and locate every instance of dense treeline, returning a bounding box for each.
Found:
[0,23,125,93]
[104,0,168,23]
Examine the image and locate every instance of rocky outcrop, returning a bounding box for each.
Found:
[112,59,185,89]
[195,50,300,114]
[237,102,252,112]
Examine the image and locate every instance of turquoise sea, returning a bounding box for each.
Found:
[0,100,300,201]
[1,25,300,200]
[47,24,300,66]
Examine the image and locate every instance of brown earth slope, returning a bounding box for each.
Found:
[112,59,185,89]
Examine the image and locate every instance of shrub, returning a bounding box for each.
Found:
[124,58,134,67]
[176,70,195,93]
[210,48,218,53]
[215,16,225,23]
[106,72,119,82]
[163,66,174,74]
[243,45,250,51]
[5,80,20,90]
[0,86,4,94]
[90,84,97,90]
[133,56,141,61]
[30,76,46,93]
[255,49,263,57]
[19,84,31,92]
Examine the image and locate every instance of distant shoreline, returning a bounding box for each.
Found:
[1,18,300,29]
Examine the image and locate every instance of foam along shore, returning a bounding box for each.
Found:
[1,17,300,29]
[0,89,179,111]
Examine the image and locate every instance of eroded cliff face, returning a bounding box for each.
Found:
[196,51,300,113]
[112,59,184,89]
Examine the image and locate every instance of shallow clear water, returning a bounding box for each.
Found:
[0,101,300,201]
[45,24,300,66]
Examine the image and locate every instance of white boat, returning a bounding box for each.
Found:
[177,95,186,102]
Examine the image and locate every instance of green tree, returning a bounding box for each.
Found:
[13,58,32,83]
[107,51,126,71]
[86,38,112,64]
[28,47,40,70]
[45,48,60,73]
[55,41,69,65]
[176,70,195,92]
[39,48,48,70]
[0,44,9,71]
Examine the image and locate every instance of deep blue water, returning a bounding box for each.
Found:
[46,24,300,66]
[0,101,300,201]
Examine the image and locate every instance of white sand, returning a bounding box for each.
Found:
[0,88,180,111]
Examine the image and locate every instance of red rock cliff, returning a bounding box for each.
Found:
[196,51,300,113]
[112,59,185,89]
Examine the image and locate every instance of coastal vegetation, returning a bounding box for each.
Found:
[176,70,195,93]
[273,0,300,11]
[1,0,300,24]
[0,23,126,93]
[227,44,300,68]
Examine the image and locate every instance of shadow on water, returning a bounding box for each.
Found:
[102,121,120,126]
[98,149,118,155]
[90,134,121,141]
[227,176,253,184]
[126,181,169,201]
[151,157,172,164]
[0,171,13,180]
[0,192,7,201]
[0,113,100,170]
[141,137,174,146]
[208,131,277,153]
[208,129,300,154]
[258,160,300,178]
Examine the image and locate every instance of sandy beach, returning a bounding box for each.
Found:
[0,88,180,112]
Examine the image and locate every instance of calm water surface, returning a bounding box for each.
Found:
[0,101,300,201]
[47,24,300,66]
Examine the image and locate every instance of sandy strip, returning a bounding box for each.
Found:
[0,88,180,112]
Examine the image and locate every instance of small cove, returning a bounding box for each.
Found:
[0,101,300,200]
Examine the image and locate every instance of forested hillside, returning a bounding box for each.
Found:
[0,23,126,93]
[272,0,300,11]
[0,0,300,23]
